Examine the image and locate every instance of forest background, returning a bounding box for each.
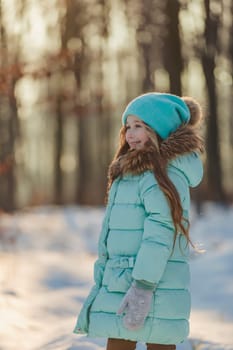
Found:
[0,0,233,211]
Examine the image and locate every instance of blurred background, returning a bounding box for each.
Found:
[1,2,233,349]
[0,0,233,211]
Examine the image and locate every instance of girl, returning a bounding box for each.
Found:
[74,93,204,350]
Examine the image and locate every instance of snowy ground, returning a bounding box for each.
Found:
[0,203,233,350]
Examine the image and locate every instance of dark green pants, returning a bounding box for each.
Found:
[106,338,176,350]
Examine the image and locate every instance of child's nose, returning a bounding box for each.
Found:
[127,131,134,139]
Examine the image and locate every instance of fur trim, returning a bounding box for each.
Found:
[108,125,204,181]
[160,125,204,160]
[108,147,155,180]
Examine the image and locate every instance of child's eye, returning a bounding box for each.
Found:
[125,125,130,130]
[135,124,142,128]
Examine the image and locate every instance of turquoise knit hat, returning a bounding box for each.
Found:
[122,93,190,139]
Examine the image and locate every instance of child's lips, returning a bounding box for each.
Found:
[129,141,141,148]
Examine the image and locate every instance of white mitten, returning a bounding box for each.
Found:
[117,281,154,331]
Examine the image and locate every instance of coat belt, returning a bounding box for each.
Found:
[108,256,135,269]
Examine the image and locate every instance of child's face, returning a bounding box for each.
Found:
[125,115,149,150]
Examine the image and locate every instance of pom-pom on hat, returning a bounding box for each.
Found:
[182,96,203,127]
[122,92,191,139]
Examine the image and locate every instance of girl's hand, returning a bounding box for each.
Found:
[117,282,154,331]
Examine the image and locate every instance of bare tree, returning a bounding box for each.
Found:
[0,0,22,211]
[163,0,183,95]
[201,0,225,201]
[90,0,112,203]
[125,0,165,92]
[229,0,233,149]
[62,0,93,204]
[59,0,111,204]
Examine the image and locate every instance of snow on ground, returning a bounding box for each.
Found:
[0,203,233,350]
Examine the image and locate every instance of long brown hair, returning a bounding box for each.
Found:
[145,126,191,248]
[107,125,192,248]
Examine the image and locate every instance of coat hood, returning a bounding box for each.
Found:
[169,153,203,188]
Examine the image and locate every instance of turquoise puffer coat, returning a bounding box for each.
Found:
[74,152,203,344]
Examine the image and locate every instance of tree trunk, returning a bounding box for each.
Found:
[141,43,154,92]
[59,0,91,204]
[134,0,161,92]
[54,98,63,204]
[202,0,225,201]
[229,1,233,149]
[7,81,19,211]
[163,0,183,95]
[0,0,17,211]
[76,113,91,204]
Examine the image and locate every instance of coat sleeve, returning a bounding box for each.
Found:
[132,171,186,284]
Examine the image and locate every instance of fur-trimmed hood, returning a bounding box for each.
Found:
[108,125,204,187]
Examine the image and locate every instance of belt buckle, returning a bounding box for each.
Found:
[117,256,134,268]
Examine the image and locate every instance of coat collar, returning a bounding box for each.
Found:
[108,125,204,180]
